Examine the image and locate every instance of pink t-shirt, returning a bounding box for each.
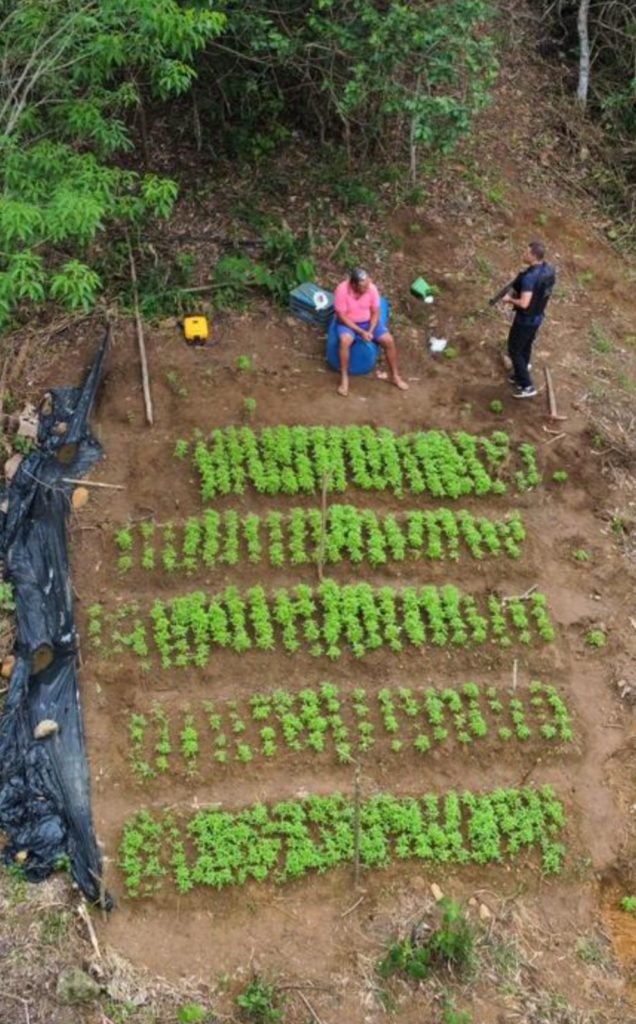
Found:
[334,280,380,323]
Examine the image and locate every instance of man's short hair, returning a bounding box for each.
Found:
[349,267,369,286]
[528,240,545,260]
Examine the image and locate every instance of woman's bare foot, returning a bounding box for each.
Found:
[376,369,408,391]
[337,380,349,397]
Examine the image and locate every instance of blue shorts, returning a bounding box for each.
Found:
[336,319,388,344]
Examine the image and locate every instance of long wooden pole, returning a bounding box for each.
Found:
[127,238,154,426]
[543,365,567,422]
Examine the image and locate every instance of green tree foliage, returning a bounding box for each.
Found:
[203,0,497,165]
[0,0,225,325]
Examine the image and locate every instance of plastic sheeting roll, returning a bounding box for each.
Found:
[0,328,111,907]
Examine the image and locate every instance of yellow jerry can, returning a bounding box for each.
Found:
[183,315,210,344]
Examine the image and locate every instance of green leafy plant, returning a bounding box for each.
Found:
[178,1004,208,1024]
[552,470,568,483]
[621,895,636,914]
[236,978,284,1024]
[243,396,257,421]
[585,629,607,648]
[572,548,590,562]
[489,399,503,414]
[236,354,252,371]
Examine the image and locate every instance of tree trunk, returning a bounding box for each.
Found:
[576,0,591,109]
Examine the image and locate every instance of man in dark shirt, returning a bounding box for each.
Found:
[501,241,556,398]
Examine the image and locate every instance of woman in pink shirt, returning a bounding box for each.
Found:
[333,268,408,397]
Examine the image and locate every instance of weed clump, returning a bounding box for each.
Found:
[378,898,476,981]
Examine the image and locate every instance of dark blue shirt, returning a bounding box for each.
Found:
[514,262,555,326]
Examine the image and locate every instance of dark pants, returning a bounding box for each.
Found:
[508,321,539,389]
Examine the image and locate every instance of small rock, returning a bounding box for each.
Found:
[39,393,54,417]
[34,719,59,739]
[431,883,444,902]
[468,897,478,908]
[56,966,101,1004]
[71,487,89,510]
[14,850,28,864]
[479,903,493,921]
[52,422,69,437]
[1,655,15,679]
[17,404,38,440]
[39,391,54,415]
[4,454,22,481]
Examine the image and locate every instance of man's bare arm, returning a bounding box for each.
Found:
[503,290,532,310]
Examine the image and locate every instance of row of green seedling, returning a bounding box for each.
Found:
[120,784,566,898]
[114,506,527,574]
[129,680,573,780]
[175,425,541,500]
[87,582,556,666]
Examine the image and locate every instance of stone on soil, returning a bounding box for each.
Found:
[72,486,89,509]
[56,966,101,1004]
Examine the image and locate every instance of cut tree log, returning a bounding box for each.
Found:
[127,238,154,426]
[543,366,567,421]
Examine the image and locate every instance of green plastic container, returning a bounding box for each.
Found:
[410,276,434,302]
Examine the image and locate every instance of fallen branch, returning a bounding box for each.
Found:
[0,991,30,1024]
[77,899,102,960]
[341,894,365,918]
[297,992,327,1024]
[127,237,154,426]
[329,229,349,260]
[502,584,537,603]
[62,478,124,491]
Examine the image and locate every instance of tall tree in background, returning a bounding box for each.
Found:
[576,0,591,108]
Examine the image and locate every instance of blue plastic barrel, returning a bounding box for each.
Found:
[325,297,389,375]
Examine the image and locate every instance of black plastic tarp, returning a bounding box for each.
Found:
[0,329,111,906]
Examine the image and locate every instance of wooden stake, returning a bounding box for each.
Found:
[127,238,154,426]
[543,366,567,422]
[317,471,330,583]
[352,763,361,889]
[512,657,518,693]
